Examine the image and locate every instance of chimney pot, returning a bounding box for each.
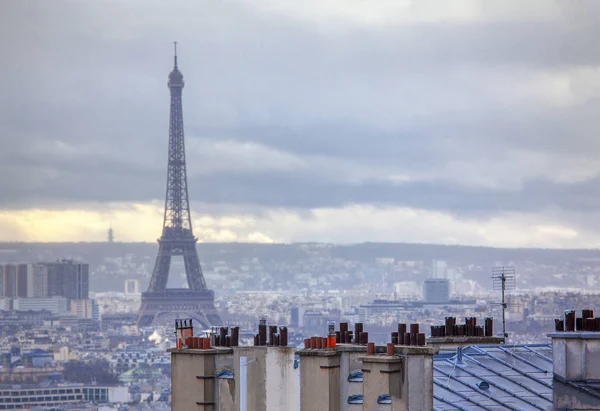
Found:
[279,326,288,346]
[386,343,395,356]
[340,322,348,341]
[565,310,576,331]
[398,323,407,344]
[367,342,375,355]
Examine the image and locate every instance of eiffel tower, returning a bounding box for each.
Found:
[137,43,222,329]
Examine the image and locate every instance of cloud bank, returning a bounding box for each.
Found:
[1,0,600,247]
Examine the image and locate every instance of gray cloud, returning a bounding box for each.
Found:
[1,0,600,238]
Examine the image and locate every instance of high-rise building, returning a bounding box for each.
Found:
[1,264,42,298]
[423,279,450,303]
[431,259,448,279]
[16,264,29,298]
[28,264,48,298]
[44,260,89,301]
[1,264,17,297]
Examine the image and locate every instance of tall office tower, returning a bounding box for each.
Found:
[423,279,450,303]
[1,265,16,297]
[431,260,448,279]
[27,264,48,298]
[45,260,89,301]
[16,264,29,298]
[137,44,221,329]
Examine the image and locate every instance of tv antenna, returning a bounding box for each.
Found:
[491,266,516,340]
[107,221,114,243]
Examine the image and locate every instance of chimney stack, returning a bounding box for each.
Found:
[361,344,439,410]
[550,309,600,410]
[297,348,341,411]
[427,316,505,349]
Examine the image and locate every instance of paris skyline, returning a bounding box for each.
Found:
[1,1,600,248]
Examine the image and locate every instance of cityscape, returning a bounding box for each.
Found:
[2,1,600,410]
[1,241,599,409]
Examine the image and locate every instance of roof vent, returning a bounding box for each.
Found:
[477,381,489,390]
[216,370,234,379]
[377,394,392,404]
[348,370,364,382]
[347,394,364,404]
[455,346,464,365]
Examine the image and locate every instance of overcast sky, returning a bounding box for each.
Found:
[1,0,600,247]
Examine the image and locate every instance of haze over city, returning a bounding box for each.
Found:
[2,1,600,247]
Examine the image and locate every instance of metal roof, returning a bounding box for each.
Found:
[433,344,554,410]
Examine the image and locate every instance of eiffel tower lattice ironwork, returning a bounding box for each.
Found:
[137,43,222,329]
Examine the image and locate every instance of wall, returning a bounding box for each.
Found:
[266,347,299,411]
[171,349,216,411]
[234,346,267,411]
[338,346,367,411]
[298,350,341,411]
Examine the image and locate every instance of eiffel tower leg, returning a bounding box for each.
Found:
[137,307,155,329]
[148,241,172,292]
[183,244,206,290]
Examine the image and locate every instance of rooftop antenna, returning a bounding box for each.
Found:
[491,266,516,341]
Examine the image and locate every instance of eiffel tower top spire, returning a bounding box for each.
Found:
[173,41,178,68]
[168,41,184,88]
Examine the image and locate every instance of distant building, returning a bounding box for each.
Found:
[1,261,89,301]
[44,260,89,301]
[124,279,140,295]
[0,385,129,408]
[12,296,68,315]
[0,298,11,310]
[1,264,50,298]
[1,264,16,297]
[290,307,304,327]
[431,259,448,279]
[15,264,29,297]
[423,279,450,303]
[28,264,48,298]
[70,299,99,321]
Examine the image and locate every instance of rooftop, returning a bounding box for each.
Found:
[433,343,581,411]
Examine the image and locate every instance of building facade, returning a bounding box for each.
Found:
[423,279,450,303]
[45,260,89,301]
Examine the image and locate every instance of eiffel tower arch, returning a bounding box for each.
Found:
[137,43,222,329]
